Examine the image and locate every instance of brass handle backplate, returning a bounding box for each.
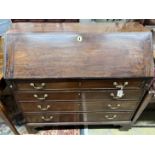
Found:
[37,105,50,111]
[113,81,128,89]
[110,81,128,100]
[107,104,120,110]
[33,94,48,100]
[30,83,45,90]
[41,116,53,121]
[105,114,117,120]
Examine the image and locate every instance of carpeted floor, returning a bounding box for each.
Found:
[0,122,80,135]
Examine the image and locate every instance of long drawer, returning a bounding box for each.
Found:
[15,90,143,102]
[19,100,139,112]
[25,112,133,123]
[13,79,145,91]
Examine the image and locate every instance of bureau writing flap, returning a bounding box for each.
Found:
[3,23,154,79]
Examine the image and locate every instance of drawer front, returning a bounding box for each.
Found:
[81,79,145,89]
[82,90,142,100]
[19,100,138,113]
[86,112,133,122]
[25,113,80,123]
[84,100,139,111]
[15,90,142,102]
[14,79,146,91]
[25,112,133,123]
[14,81,79,90]
[15,92,81,101]
[19,101,80,112]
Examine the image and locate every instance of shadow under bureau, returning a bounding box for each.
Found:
[3,22,154,133]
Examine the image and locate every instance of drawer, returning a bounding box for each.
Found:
[15,91,81,101]
[25,113,80,123]
[19,101,81,112]
[85,112,133,122]
[18,100,138,113]
[25,112,133,123]
[81,79,145,89]
[82,90,143,100]
[14,80,79,90]
[84,100,139,111]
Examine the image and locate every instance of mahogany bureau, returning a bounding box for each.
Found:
[3,22,154,133]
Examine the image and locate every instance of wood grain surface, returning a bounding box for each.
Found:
[4,25,154,79]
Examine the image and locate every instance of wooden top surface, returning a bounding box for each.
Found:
[4,23,154,79]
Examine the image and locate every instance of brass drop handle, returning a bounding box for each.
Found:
[30,83,45,90]
[41,116,53,121]
[77,35,83,42]
[113,81,128,89]
[105,114,117,120]
[107,103,120,110]
[33,94,48,100]
[37,105,50,111]
[110,89,124,100]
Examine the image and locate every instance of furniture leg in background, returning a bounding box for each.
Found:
[0,101,19,135]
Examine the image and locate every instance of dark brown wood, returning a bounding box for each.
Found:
[25,111,133,123]
[80,79,146,89]
[4,23,154,79]
[3,22,154,133]
[81,90,143,100]
[27,121,131,127]
[18,100,139,112]
[14,81,79,90]
[11,19,79,23]
[13,79,146,90]
[14,89,143,102]
[25,113,80,123]
[132,89,154,123]
[15,91,81,101]
[19,101,81,112]
[0,101,19,134]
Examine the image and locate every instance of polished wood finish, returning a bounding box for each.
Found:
[18,100,139,112]
[13,79,146,90]
[25,112,133,123]
[3,23,154,133]
[14,89,143,102]
[14,80,79,90]
[4,31,153,79]
[15,91,81,101]
[19,101,81,112]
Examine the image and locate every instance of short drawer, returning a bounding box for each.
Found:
[19,101,81,112]
[81,79,145,89]
[15,91,81,101]
[82,90,143,100]
[25,113,80,123]
[14,80,79,90]
[84,100,139,111]
[85,112,133,122]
